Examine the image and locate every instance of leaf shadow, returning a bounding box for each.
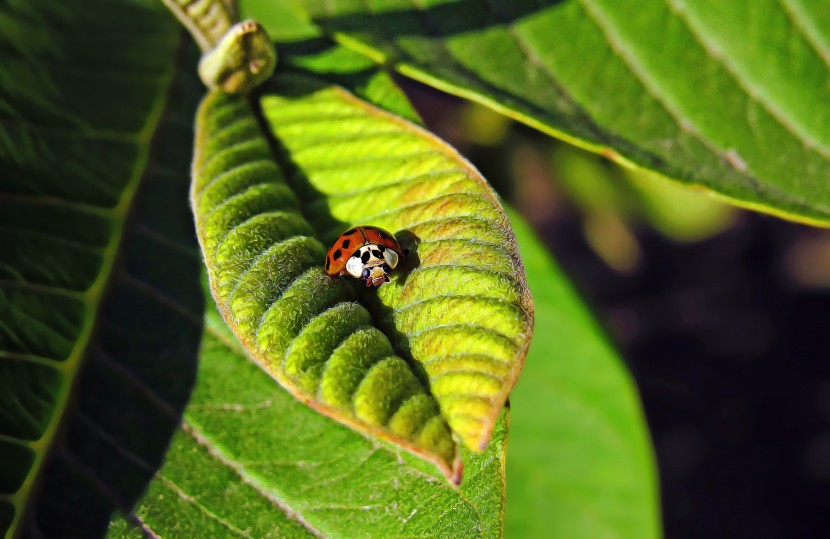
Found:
[361,229,433,387]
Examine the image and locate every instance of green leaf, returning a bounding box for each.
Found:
[191,74,533,478]
[240,0,422,123]
[0,1,198,536]
[110,290,509,538]
[240,0,320,42]
[276,38,423,124]
[505,210,661,539]
[298,0,830,226]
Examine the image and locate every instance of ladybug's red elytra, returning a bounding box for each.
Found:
[325,225,402,287]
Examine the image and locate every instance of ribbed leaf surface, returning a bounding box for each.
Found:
[191,75,532,479]
[299,0,830,226]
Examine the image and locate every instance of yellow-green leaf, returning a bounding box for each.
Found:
[191,74,533,480]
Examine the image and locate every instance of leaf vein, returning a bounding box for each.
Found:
[665,0,830,158]
[779,0,830,67]
[181,421,326,538]
[575,0,793,187]
[0,349,63,368]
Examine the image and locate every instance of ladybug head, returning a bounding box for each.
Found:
[363,265,391,287]
[345,244,399,287]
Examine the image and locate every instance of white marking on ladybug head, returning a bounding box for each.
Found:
[383,248,398,269]
[345,255,364,278]
[355,245,385,266]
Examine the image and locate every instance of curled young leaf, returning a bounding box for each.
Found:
[191,74,533,480]
[198,19,277,94]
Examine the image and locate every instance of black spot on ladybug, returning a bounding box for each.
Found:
[361,251,371,264]
[372,249,382,258]
[341,239,350,249]
[333,249,342,259]
[325,258,330,270]
[344,228,356,235]
[376,230,388,239]
[378,246,385,252]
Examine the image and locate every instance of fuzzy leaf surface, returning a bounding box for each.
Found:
[191,74,533,478]
[298,0,830,226]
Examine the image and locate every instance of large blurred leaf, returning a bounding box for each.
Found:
[296,0,830,226]
[505,210,660,539]
[109,290,509,538]
[191,73,533,478]
[0,1,198,536]
[25,54,205,538]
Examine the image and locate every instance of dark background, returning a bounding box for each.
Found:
[402,78,830,539]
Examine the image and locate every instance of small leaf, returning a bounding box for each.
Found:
[191,74,533,478]
[505,209,661,538]
[300,0,830,226]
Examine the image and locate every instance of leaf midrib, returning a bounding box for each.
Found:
[665,0,830,153]
[780,0,830,66]
[580,0,830,163]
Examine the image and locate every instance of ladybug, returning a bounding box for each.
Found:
[325,225,401,287]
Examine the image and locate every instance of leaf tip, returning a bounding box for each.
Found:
[449,457,464,487]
